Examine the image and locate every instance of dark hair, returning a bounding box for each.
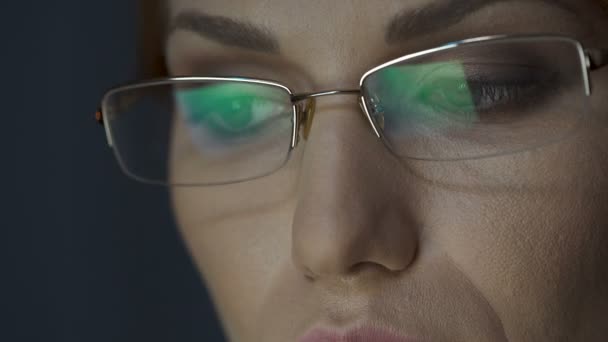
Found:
[139,0,167,78]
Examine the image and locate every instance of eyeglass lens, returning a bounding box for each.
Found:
[361,37,587,160]
[104,81,295,185]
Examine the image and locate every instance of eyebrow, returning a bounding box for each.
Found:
[169,10,280,53]
[386,0,576,43]
[168,0,576,53]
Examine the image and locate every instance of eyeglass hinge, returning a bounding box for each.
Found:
[95,108,105,126]
[586,48,608,71]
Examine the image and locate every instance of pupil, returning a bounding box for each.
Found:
[223,99,253,130]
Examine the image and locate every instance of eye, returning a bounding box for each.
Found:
[176,82,291,140]
[200,94,277,136]
[366,62,481,129]
[414,64,478,122]
[422,63,557,114]
[370,61,558,131]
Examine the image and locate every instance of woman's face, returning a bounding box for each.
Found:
[165,1,608,341]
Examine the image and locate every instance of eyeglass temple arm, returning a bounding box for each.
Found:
[587,48,608,71]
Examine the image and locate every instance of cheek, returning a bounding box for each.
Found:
[443,197,606,340]
[169,149,303,337]
[172,193,294,338]
[416,128,608,339]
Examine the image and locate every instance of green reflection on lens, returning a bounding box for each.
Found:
[371,61,478,128]
[176,82,284,138]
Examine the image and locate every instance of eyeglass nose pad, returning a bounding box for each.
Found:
[358,97,366,114]
[301,98,317,141]
[360,96,385,131]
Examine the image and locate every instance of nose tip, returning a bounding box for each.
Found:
[291,202,419,279]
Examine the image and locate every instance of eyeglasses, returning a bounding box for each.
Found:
[96,34,608,186]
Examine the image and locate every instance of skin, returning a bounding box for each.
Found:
[163,1,608,341]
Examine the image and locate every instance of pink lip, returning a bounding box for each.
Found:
[298,325,419,342]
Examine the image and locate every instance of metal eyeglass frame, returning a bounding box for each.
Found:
[96,34,608,183]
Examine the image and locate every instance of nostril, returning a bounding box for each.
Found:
[349,261,371,274]
[348,261,391,276]
[302,266,317,281]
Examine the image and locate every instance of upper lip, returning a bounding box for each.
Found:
[298,323,420,342]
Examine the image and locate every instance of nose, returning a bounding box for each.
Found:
[291,96,419,280]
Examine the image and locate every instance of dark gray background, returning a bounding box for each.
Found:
[3,1,226,341]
